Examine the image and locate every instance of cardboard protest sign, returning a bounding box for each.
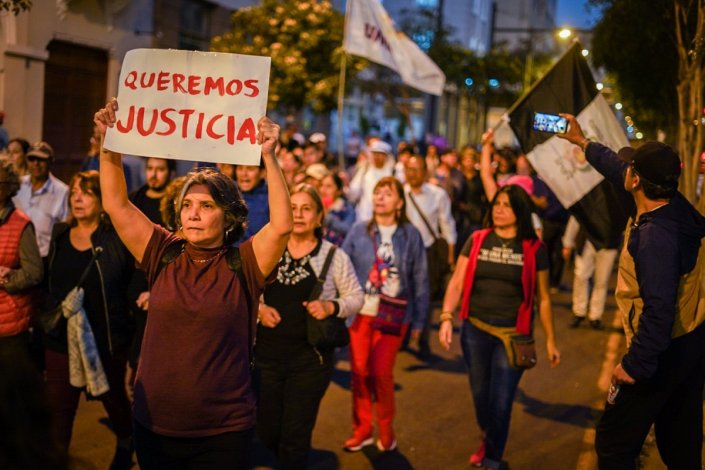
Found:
[104,49,271,166]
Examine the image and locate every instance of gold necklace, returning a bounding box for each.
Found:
[186,247,225,264]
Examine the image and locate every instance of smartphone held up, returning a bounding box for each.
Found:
[533,112,568,134]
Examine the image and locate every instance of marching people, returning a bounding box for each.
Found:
[559,114,705,470]
[94,98,292,470]
[236,161,270,242]
[255,183,363,469]
[562,216,618,330]
[320,172,356,247]
[342,176,429,453]
[12,141,69,258]
[438,176,560,469]
[42,170,135,470]
[403,154,456,357]
[0,157,43,354]
[459,145,488,251]
[7,138,30,177]
[348,140,395,221]
[479,131,543,237]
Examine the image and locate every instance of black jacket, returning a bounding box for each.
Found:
[586,142,705,379]
[44,222,134,359]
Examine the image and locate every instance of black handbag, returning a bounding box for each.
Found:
[37,247,103,336]
[306,246,350,350]
[408,192,450,298]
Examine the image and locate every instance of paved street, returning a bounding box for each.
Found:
[68,282,697,469]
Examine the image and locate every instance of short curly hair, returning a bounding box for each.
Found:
[0,156,21,198]
[160,176,187,231]
[175,168,249,245]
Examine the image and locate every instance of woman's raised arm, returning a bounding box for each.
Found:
[480,129,498,202]
[95,99,154,263]
[252,117,293,277]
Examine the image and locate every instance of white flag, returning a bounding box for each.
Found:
[343,0,445,96]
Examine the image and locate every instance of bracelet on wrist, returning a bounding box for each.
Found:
[439,311,454,323]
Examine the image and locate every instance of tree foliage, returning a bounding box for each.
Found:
[590,0,705,204]
[0,0,31,14]
[589,0,679,138]
[211,0,365,113]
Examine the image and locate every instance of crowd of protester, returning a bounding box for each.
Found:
[3,99,701,470]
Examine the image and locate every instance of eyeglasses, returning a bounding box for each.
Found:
[26,156,48,163]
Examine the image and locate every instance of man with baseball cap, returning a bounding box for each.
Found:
[12,141,68,258]
[559,115,705,469]
[349,139,395,221]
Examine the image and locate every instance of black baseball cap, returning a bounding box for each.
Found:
[617,141,681,190]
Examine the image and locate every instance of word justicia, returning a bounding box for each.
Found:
[124,70,260,97]
[115,106,257,144]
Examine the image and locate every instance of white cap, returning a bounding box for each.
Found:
[305,163,330,180]
[309,132,326,143]
[368,140,392,155]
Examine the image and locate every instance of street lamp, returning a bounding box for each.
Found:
[492,25,591,92]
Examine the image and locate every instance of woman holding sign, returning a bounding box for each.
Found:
[94,98,292,470]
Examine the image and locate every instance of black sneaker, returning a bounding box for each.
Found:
[590,319,604,330]
[109,442,134,470]
[569,316,585,328]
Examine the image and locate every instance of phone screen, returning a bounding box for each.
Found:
[532,112,568,134]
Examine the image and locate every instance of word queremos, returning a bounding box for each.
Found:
[116,70,261,144]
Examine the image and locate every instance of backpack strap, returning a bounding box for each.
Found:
[153,240,186,284]
[226,247,255,369]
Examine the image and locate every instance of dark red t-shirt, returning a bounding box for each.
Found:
[133,225,266,437]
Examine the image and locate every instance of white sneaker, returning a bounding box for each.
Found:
[376,438,397,452]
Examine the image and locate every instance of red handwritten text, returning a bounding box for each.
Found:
[124,71,260,98]
[115,106,257,145]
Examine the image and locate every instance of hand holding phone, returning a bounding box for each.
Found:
[533,112,568,134]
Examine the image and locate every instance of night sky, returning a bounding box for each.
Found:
[556,0,602,29]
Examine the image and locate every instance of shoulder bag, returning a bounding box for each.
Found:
[469,317,537,369]
[38,247,104,336]
[408,191,450,294]
[306,246,350,350]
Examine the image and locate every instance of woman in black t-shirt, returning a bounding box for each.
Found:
[438,184,561,469]
[44,171,134,469]
[255,184,363,469]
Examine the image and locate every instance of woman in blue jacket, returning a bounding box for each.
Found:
[341,176,429,453]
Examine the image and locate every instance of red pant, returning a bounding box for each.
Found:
[348,315,408,441]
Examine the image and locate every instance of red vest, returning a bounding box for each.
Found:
[0,209,33,336]
[459,228,541,335]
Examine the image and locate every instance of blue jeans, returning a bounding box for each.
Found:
[460,321,524,469]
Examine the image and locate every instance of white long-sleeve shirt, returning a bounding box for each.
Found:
[404,183,457,248]
[348,159,395,222]
[13,174,69,257]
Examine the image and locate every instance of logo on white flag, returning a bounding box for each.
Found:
[343,0,445,96]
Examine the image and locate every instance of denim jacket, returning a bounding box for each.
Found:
[342,221,429,330]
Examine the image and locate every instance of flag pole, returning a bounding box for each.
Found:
[337,53,347,170]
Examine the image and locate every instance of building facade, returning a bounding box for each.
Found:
[0,0,236,180]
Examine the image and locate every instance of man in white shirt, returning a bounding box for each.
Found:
[12,141,69,257]
[404,154,456,356]
[348,140,395,221]
[562,215,618,330]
